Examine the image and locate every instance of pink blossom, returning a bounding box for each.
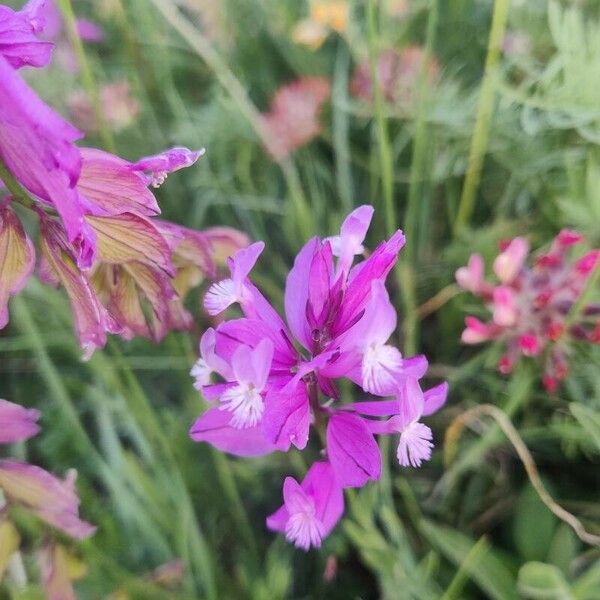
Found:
[0,398,40,443]
[190,205,447,547]
[456,231,599,390]
[261,77,331,161]
[266,462,344,551]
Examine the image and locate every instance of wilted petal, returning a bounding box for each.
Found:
[0,204,35,328]
[326,412,381,488]
[189,406,275,457]
[204,226,250,265]
[40,217,115,356]
[0,460,95,539]
[40,543,77,600]
[132,147,205,187]
[0,398,40,443]
[77,147,159,216]
[86,213,173,274]
[0,57,95,269]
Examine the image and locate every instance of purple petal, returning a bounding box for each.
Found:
[285,237,319,350]
[326,412,381,488]
[230,338,273,390]
[301,461,344,536]
[189,407,275,457]
[263,381,310,451]
[348,399,400,417]
[422,382,449,416]
[132,147,204,187]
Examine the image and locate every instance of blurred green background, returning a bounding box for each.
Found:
[2,0,600,598]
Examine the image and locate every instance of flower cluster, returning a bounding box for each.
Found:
[0,398,94,597]
[260,77,331,161]
[292,0,349,50]
[0,1,248,358]
[190,206,447,549]
[456,231,600,391]
[351,46,440,112]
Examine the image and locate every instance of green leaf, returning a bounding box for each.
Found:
[420,519,518,600]
[513,484,557,562]
[570,404,600,453]
[517,562,573,600]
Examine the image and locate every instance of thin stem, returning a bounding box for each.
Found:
[449,404,600,546]
[56,0,116,153]
[367,0,395,236]
[148,0,312,238]
[454,0,509,233]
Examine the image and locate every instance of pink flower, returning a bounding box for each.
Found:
[190,205,447,547]
[0,398,40,443]
[457,231,599,390]
[351,46,440,110]
[67,80,140,133]
[261,77,331,161]
[266,462,344,551]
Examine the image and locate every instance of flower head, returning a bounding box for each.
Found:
[456,231,600,390]
[261,77,331,161]
[190,205,447,548]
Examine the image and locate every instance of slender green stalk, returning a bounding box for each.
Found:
[454,0,510,233]
[440,536,491,600]
[405,0,439,265]
[401,0,440,355]
[56,0,116,153]
[367,0,395,236]
[562,260,600,335]
[148,0,312,239]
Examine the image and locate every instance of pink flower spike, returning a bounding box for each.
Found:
[204,241,265,315]
[493,237,529,283]
[492,286,519,327]
[132,147,205,188]
[0,398,40,443]
[326,412,381,488]
[266,462,344,551]
[455,254,484,294]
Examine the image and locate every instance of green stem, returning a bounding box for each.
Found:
[56,0,116,153]
[148,0,312,239]
[454,0,509,233]
[367,0,395,236]
[440,536,490,600]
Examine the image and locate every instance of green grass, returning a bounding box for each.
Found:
[1,0,600,598]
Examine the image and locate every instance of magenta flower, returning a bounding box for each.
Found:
[190,205,447,547]
[0,398,95,540]
[456,231,600,391]
[266,462,344,551]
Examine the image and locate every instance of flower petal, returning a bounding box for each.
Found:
[0,398,40,443]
